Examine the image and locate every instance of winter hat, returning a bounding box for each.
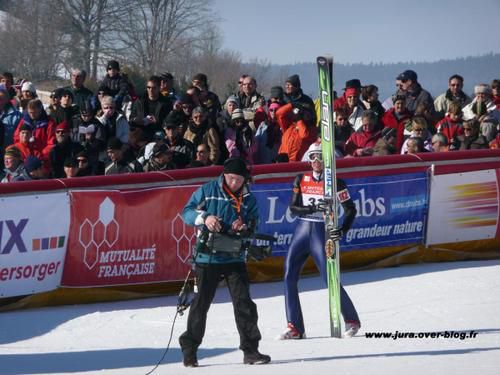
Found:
[24,155,42,173]
[474,84,492,95]
[286,74,301,88]
[51,87,65,99]
[80,100,95,115]
[160,72,173,81]
[4,146,22,159]
[56,122,70,132]
[107,137,123,151]
[396,70,418,82]
[107,60,120,71]
[21,81,36,93]
[344,79,362,90]
[60,88,74,101]
[63,157,78,168]
[179,94,193,105]
[192,73,208,85]
[19,123,34,132]
[270,86,284,100]
[231,108,245,121]
[225,95,239,106]
[223,157,250,178]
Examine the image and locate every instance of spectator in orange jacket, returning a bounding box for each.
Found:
[276,103,317,161]
[13,99,56,161]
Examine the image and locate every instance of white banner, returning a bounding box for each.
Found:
[426,169,499,245]
[0,192,70,298]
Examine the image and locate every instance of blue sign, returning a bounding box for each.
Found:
[251,172,428,256]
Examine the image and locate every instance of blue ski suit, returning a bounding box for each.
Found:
[284,172,360,334]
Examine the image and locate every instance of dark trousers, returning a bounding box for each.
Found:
[179,262,262,355]
[284,219,359,334]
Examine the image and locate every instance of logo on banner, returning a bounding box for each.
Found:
[1,218,66,254]
[171,214,196,263]
[78,197,119,270]
[76,196,156,280]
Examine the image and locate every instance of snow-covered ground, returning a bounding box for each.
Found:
[1,259,500,375]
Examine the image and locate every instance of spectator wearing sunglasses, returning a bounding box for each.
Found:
[344,110,381,157]
[49,122,84,178]
[396,69,434,116]
[254,102,282,164]
[449,119,488,150]
[130,75,173,141]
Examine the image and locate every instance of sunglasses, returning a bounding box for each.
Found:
[413,128,424,132]
[307,153,323,162]
[146,86,157,89]
[463,127,472,131]
[77,158,88,163]
[56,130,67,134]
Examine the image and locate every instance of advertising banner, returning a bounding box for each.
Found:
[62,186,198,287]
[0,193,70,298]
[426,169,500,245]
[252,172,428,255]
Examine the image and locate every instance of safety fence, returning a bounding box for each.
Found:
[1,150,500,309]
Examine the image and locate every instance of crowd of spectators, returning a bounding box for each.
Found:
[1,62,499,182]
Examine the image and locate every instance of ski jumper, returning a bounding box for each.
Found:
[284,171,360,335]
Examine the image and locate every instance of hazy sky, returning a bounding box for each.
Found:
[212,0,500,65]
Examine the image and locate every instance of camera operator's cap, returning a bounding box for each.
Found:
[56,121,70,132]
[223,157,250,178]
[107,60,120,71]
[396,70,417,82]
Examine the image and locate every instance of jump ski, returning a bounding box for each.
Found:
[317,55,342,338]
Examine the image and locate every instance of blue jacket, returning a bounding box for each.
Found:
[1,104,22,147]
[182,174,259,264]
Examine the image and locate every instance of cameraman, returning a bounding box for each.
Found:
[179,157,271,367]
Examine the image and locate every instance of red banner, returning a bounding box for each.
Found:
[62,186,199,287]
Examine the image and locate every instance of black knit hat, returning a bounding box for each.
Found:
[107,60,120,71]
[223,157,250,178]
[286,74,301,88]
[344,79,362,90]
[192,73,207,84]
[107,137,123,151]
[270,86,284,100]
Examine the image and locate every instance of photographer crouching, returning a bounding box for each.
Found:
[179,157,271,367]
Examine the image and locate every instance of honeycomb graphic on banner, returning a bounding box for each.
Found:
[79,197,119,270]
[171,213,196,263]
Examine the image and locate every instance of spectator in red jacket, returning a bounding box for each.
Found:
[435,101,463,141]
[344,110,381,157]
[11,123,42,160]
[13,99,56,160]
[380,94,412,152]
[276,103,317,161]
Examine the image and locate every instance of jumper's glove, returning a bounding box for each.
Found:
[328,227,344,242]
[309,199,329,213]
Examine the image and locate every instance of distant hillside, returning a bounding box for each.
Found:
[269,53,500,101]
